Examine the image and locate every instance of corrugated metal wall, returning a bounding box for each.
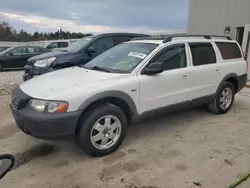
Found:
[188,0,250,38]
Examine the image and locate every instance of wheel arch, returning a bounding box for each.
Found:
[76,91,138,129]
[218,73,239,92]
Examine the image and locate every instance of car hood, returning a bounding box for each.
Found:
[28,50,71,61]
[20,66,122,99]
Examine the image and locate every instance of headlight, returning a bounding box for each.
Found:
[29,99,68,113]
[34,57,56,67]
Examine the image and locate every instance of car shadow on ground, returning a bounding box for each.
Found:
[47,106,211,157]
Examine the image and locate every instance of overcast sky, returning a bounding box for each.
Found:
[0,0,189,33]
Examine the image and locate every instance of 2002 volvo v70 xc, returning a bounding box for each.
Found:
[11,35,248,157]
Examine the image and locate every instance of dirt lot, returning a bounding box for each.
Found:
[1,71,250,188]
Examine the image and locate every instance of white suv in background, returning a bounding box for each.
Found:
[11,35,247,156]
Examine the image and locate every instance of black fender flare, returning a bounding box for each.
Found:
[77,90,138,116]
[217,73,239,92]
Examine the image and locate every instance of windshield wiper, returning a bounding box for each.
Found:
[90,66,110,72]
[60,49,68,52]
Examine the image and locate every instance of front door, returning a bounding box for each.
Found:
[138,43,192,114]
[2,47,27,69]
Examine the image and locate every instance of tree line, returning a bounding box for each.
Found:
[0,22,93,42]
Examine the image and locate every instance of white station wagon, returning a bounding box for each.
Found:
[11,35,248,156]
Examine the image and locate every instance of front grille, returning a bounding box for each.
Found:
[12,96,20,110]
[11,86,32,111]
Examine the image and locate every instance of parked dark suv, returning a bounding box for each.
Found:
[23,33,149,81]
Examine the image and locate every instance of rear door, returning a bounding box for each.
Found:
[187,42,219,99]
[214,41,246,81]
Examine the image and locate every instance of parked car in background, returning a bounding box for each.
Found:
[0,46,10,52]
[11,35,247,156]
[40,40,70,50]
[28,39,80,50]
[0,46,50,71]
[23,33,149,81]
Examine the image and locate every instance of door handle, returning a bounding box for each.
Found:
[182,73,189,78]
[216,68,221,72]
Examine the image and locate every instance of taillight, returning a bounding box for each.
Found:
[240,47,248,72]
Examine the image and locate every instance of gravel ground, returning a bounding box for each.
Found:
[1,71,250,188]
[0,71,23,95]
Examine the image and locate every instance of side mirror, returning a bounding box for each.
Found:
[143,62,164,75]
[87,46,96,55]
[0,154,15,180]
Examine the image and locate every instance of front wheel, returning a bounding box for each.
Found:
[0,62,2,71]
[208,81,235,114]
[76,103,127,157]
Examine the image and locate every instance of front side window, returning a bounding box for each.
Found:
[9,47,26,55]
[89,37,114,54]
[150,44,187,71]
[84,42,158,73]
[38,47,49,52]
[215,42,242,60]
[189,43,216,66]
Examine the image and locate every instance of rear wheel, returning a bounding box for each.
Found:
[0,62,2,71]
[208,81,235,114]
[76,103,127,157]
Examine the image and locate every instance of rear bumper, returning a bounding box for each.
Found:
[238,73,248,92]
[11,105,82,140]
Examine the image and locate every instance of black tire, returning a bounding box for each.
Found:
[76,103,127,157]
[208,81,235,114]
[0,62,2,71]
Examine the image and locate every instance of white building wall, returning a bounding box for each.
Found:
[188,0,250,39]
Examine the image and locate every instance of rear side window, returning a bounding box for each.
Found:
[189,43,216,66]
[47,42,58,49]
[58,42,69,48]
[215,42,242,60]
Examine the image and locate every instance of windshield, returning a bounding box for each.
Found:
[0,47,9,52]
[65,37,95,52]
[83,42,158,73]
[0,47,13,55]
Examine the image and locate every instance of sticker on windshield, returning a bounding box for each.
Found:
[128,52,147,59]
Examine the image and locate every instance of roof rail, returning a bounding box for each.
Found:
[163,34,232,43]
[131,34,232,43]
